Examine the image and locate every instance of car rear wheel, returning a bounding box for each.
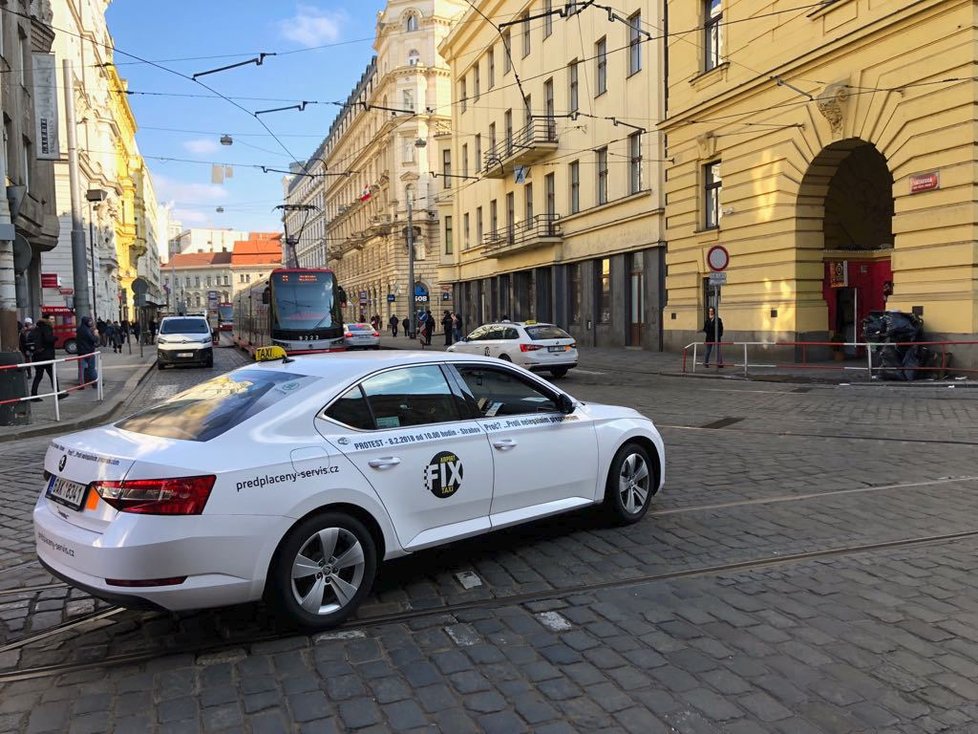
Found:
[63,338,77,355]
[550,367,568,378]
[499,353,512,362]
[268,512,377,630]
[601,442,655,525]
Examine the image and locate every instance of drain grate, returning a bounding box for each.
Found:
[701,416,745,430]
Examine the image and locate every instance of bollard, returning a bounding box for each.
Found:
[0,353,30,425]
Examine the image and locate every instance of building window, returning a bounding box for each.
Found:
[476,206,484,243]
[459,78,467,113]
[521,13,531,58]
[504,109,513,156]
[544,0,553,37]
[195,276,201,287]
[206,275,212,287]
[568,60,579,113]
[408,49,420,66]
[570,161,580,214]
[442,149,452,189]
[596,37,607,95]
[246,274,251,283]
[704,160,722,229]
[569,263,581,322]
[524,182,533,223]
[598,258,611,322]
[17,30,27,87]
[503,29,512,73]
[628,12,642,75]
[629,133,642,194]
[487,48,495,88]
[444,215,453,255]
[405,13,419,32]
[506,192,515,242]
[705,0,722,71]
[463,213,470,248]
[21,138,30,190]
[474,64,481,101]
[490,199,498,236]
[462,143,469,178]
[224,275,229,286]
[403,89,415,111]
[596,148,608,205]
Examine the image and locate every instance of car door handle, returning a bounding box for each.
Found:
[368,457,401,469]
[492,439,517,450]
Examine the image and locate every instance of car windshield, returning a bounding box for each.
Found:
[160,318,209,335]
[525,325,572,340]
[271,271,337,331]
[116,369,317,442]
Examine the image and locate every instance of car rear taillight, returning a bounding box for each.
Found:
[520,344,543,352]
[372,331,379,337]
[570,342,577,349]
[93,475,216,515]
[344,332,353,338]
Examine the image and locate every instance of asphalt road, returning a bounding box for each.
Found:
[2,348,978,733]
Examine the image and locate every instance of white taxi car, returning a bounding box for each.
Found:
[34,349,663,629]
[448,321,578,378]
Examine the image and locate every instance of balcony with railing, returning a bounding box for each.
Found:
[481,213,562,256]
[482,118,558,179]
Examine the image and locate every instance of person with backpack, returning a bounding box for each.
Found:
[77,315,98,388]
[31,317,67,400]
[19,318,35,379]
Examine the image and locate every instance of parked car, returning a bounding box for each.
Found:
[343,323,380,350]
[34,350,664,630]
[155,315,213,369]
[448,321,578,377]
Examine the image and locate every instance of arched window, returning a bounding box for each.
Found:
[405,13,419,32]
[408,49,420,66]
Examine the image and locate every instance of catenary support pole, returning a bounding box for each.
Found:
[63,59,91,321]
[406,191,416,339]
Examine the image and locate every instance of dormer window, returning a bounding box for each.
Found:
[408,49,420,66]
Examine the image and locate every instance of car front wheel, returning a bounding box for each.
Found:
[268,512,377,630]
[601,442,655,525]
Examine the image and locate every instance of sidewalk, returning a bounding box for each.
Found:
[0,346,156,443]
[376,334,970,386]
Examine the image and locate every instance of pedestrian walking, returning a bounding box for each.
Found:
[76,316,99,388]
[452,312,463,343]
[110,321,123,353]
[423,309,434,346]
[442,310,454,346]
[96,318,107,347]
[30,317,67,401]
[701,306,724,368]
[19,318,35,379]
[389,314,399,338]
[401,317,410,337]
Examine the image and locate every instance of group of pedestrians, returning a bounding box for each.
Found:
[385,310,465,346]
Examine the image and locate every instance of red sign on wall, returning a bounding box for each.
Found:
[909,171,939,194]
[41,273,60,288]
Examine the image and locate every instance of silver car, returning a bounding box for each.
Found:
[343,323,381,350]
[156,316,214,369]
[448,321,578,378]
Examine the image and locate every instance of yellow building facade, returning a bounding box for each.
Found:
[107,66,141,322]
[438,0,666,347]
[662,0,974,352]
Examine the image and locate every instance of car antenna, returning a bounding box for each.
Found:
[282,354,295,364]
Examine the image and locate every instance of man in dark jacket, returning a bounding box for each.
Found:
[442,310,454,346]
[77,316,98,387]
[701,306,724,368]
[389,314,399,337]
[31,317,67,399]
[19,317,35,379]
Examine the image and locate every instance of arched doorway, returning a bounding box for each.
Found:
[798,139,893,347]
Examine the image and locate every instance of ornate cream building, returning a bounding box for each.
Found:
[284,0,465,323]
[437,0,666,348]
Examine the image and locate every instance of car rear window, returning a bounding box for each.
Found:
[348,324,373,331]
[116,369,317,441]
[160,318,210,335]
[525,325,572,340]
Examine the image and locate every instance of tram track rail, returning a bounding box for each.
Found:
[3,526,978,684]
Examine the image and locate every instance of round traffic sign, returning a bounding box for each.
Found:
[707,245,729,272]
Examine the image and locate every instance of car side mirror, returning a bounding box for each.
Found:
[557,393,574,414]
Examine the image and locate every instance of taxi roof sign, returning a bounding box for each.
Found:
[255,345,289,362]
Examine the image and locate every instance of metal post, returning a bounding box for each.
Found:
[52,358,60,422]
[867,340,873,379]
[63,60,91,321]
[88,203,98,324]
[743,343,748,378]
[96,352,103,401]
[406,190,416,340]
[692,343,697,373]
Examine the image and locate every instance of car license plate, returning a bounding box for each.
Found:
[177,352,193,358]
[548,345,567,352]
[46,475,89,511]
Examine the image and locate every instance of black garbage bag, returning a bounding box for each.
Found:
[884,311,923,343]
[902,345,930,381]
[862,312,886,342]
[877,344,907,381]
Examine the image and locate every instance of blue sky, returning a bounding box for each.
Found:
[105,1,386,233]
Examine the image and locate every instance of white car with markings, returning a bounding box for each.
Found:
[34,349,664,629]
[448,321,578,378]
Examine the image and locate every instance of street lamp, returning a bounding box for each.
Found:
[406,136,427,339]
[85,189,107,324]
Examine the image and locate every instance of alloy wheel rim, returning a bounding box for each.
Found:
[618,453,650,514]
[291,527,365,616]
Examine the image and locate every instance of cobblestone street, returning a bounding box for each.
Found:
[3,347,978,732]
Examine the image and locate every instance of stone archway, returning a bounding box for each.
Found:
[797,139,894,344]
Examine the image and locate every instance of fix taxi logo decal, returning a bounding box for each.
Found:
[424,451,463,498]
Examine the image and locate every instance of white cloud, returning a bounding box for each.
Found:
[278,5,345,47]
[183,138,221,155]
